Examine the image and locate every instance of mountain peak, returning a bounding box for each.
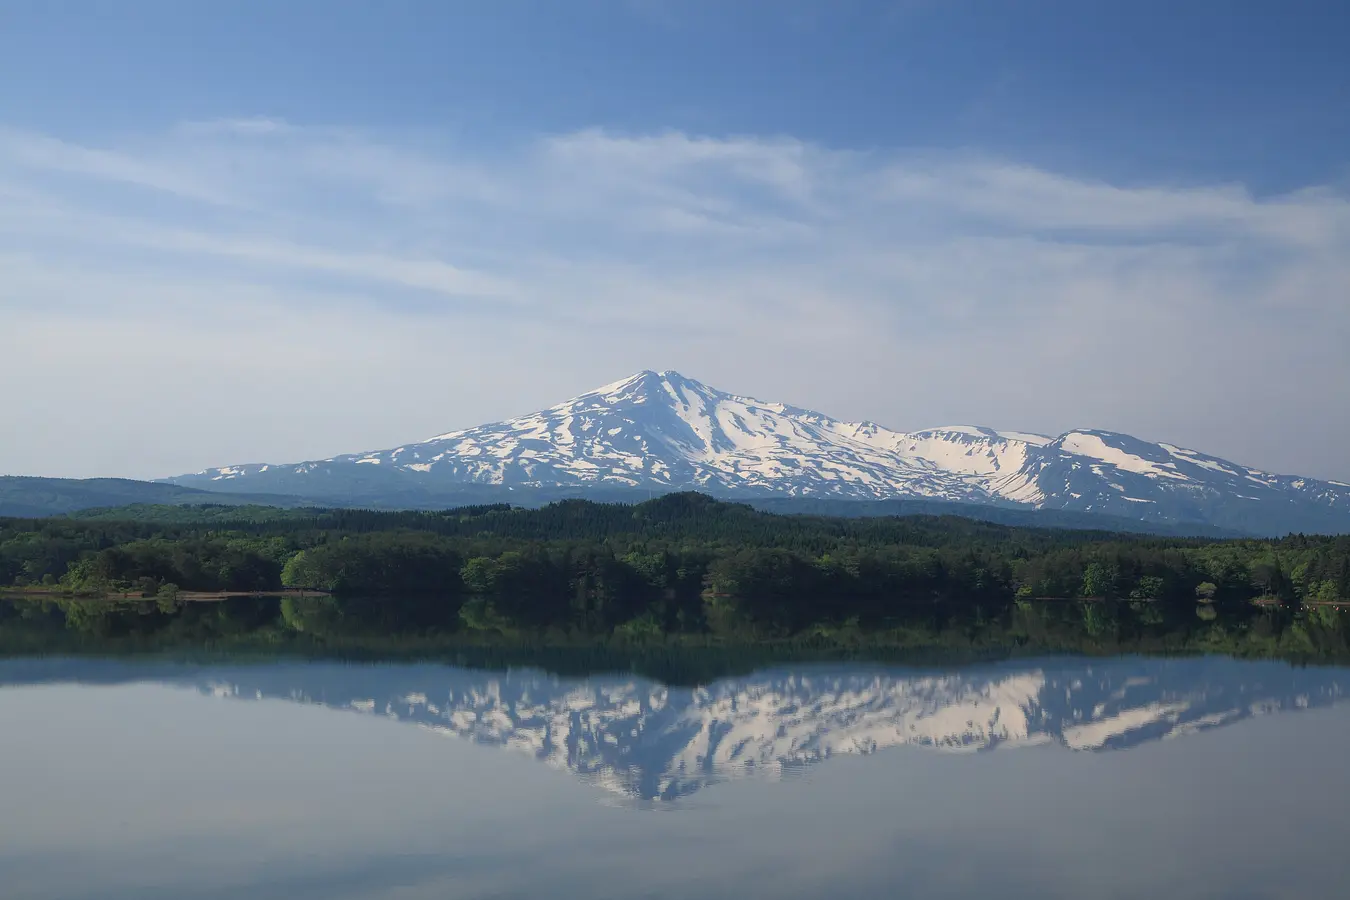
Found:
[588,369,707,400]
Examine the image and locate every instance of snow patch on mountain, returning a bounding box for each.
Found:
[1058,431,1187,480]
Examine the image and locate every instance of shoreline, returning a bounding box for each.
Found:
[0,588,332,602]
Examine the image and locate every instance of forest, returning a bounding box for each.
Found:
[1,493,1348,657]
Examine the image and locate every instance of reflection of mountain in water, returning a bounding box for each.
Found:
[3,657,1346,801]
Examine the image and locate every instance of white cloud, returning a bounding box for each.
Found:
[0,127,240,207]
[880,158,1349,247]
[0,122,1346,480]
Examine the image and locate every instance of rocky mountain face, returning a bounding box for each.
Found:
[5,657,1343,802]
[168,370,1350,535]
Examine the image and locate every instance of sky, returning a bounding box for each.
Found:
[1,0,1347,481]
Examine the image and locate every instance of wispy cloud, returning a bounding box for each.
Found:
[0,127,241,206]
[1,121,1347,479]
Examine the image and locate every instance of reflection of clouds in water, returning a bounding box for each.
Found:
[4,656,1340,802]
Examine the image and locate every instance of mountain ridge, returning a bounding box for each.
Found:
[164,370,1350,536]
[0,476,311,518]
[0,476,1244,536]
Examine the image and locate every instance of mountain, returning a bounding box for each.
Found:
[166,370,1350,536]
[0,476,310,519]
[4,657,1344,802]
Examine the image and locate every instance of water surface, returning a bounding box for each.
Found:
[4,655,1348,899]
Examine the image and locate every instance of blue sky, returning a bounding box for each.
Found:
[1,0,1347,479]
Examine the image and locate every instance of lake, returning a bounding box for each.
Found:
[3,653,1349,899]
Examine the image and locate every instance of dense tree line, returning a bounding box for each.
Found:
[1,494,1348,644]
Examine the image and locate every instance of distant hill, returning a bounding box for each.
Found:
[0,477,308,518]
[0,475,1251,537]
[742,496,1244,538]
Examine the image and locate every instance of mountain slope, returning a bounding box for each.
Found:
[167,370,1350,535]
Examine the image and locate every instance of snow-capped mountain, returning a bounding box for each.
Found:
[4,657,1344,802]
[169,370,1350,535]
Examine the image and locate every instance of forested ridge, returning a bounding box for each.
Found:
[2,494,1348,654]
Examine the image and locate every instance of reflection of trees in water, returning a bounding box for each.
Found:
[5,593,1350,675]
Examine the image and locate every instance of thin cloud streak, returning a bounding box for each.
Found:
[0,122,1346,480]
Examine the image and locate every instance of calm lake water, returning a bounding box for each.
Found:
[3,654,1350,899]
